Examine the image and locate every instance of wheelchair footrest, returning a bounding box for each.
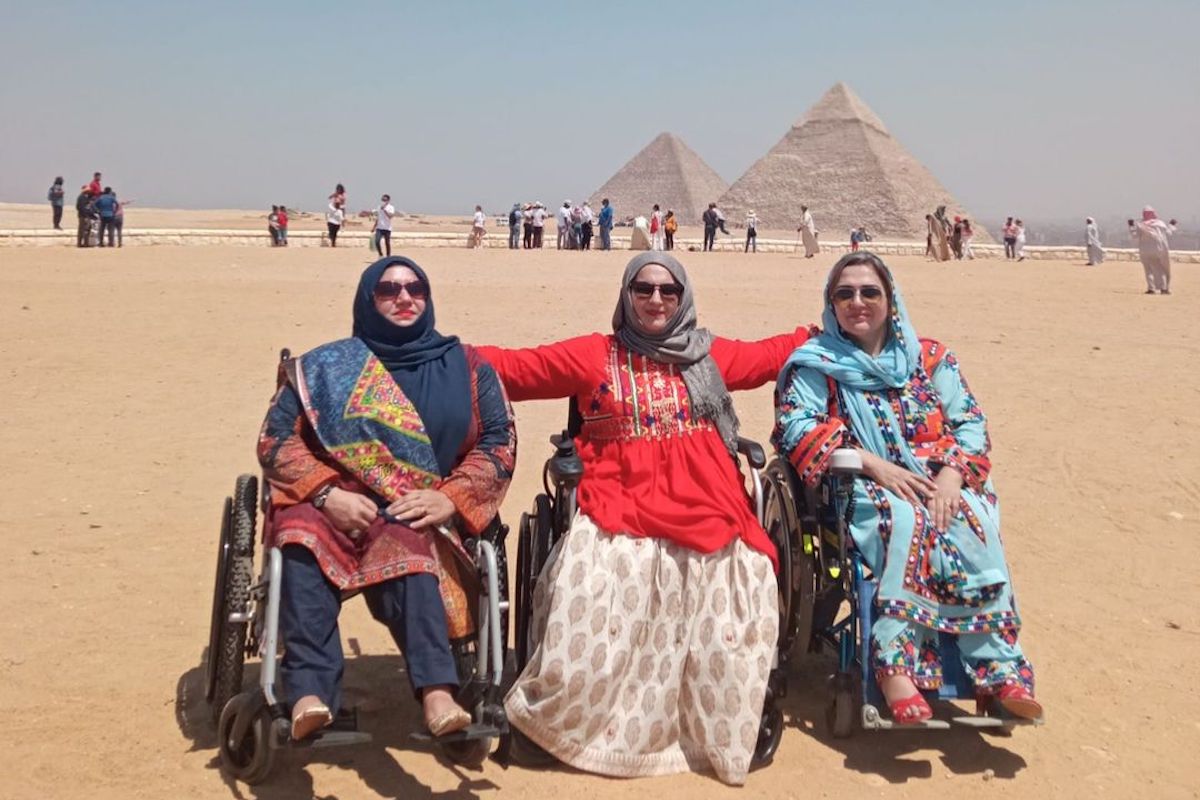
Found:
[302,730,374,749]
[862,704,951,731]
[409,722,508,744]
[951,713,1044,728]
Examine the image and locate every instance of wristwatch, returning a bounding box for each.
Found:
[312,483,335,509]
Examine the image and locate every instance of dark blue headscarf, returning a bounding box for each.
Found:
[352,256,471,475]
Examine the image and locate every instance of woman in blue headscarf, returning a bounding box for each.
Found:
[257,256,516,741]
[772,252,1041,725]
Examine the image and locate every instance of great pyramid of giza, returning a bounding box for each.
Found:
[589,132,729,225]
[719,83,989,242]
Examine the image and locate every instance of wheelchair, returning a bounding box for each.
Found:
[760,448,1043,737]
[204,349,511,784]
[507,404,787,767]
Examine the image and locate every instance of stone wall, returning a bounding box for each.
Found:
[1,227,1197,263]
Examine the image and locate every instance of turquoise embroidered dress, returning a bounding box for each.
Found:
[772,269,1034,694]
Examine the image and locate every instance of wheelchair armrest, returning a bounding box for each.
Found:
[829,448,863,474]
[736,437,766,470]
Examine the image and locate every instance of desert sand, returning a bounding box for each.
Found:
[1,243,1197,799]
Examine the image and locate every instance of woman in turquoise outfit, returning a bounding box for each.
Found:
[772,252,1042,724]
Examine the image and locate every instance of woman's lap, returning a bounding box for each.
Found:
[505,514,777,785]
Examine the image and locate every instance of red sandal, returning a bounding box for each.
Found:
[993,684,1043,721]
[889,693,933,725]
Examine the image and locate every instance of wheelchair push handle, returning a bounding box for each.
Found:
[547,430,585,486]
[736,437,766,470]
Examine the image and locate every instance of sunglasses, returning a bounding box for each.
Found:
[630,281,684,299]
[373,279,428,300]
[831,285,886,304]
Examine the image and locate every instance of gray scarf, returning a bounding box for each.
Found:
[612,252,740,457]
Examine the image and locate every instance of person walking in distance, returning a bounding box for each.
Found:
[581,202,595,250]
[745,210,758,253]
[1014,219,1027,262]
[113,195,131,247]
[702,203,718,252]
[374,194,395,257]
[508,203,522,249]
[48,177,65,230]
[650,204,664,250]
[531,202,547,248]
[471,205,487,248]
[269,205,281,246]
[1084,217,1104,266]
[1002,217,1017,260]
[522,203,534,250]
[278,205,290,246]
[75,185,94,247]
[326,198,345,247]
[557,202,572,249]
[664,209,678,251]
[598,198,614,251]
[1129,206,1178,294]
[93,187,119,247]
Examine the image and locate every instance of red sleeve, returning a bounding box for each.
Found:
[473,333,607,402]
[711,325,817,391]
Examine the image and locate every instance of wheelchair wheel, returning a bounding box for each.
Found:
[826,671,858,739]
[217,691,277,784]
[206,474,257,724]
[438,723,491,768]
[752,703,784,767]
[763,460,817,658]
[514,495,553,673]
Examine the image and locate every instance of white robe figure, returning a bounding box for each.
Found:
[1085,218,1105,265]
[799,209,819,257]
[1130,206,1176,293]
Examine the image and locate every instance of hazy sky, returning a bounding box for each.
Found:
[2,0,1197,223]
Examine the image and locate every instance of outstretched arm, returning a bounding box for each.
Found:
[474,333,605,402]
[712,326,816,391]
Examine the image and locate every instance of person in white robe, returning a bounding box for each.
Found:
[1085,217,1105,265]
[798,205,819,257]
[1129,206,1177,294]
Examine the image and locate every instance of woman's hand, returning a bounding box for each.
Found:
[925,467,964,532]
[321,487,378,538]
[858,449,937,505]
[386,489,456,529]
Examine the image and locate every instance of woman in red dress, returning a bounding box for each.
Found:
[476,252,811,785]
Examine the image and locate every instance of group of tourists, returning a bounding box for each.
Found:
[58,172,129,248]
[268,205,291,246]
[258,247,1043,786]
[926,206,977,261]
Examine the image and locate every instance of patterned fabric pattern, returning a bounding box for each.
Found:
[505,514,778,786]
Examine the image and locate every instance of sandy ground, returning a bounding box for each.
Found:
[1,244,1197,800]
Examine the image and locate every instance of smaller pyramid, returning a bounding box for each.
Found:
[589,133,728,224]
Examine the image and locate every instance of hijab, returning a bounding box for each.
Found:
[351,256,471,475]
[612,251,740,457]
[777,253,925,473]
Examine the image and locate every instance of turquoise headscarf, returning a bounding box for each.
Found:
[777,252,925,473]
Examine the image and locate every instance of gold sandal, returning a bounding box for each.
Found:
[427,707,472,737]
[291,700,333,741]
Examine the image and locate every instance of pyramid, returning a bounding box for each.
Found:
[589,132,729,225]
[719,83,990,242]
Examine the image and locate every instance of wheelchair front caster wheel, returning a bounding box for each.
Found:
[218,693,277,784]
[826,673,856,739]
[752,704,784,767]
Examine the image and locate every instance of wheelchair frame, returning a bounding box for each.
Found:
[205,350,511,784]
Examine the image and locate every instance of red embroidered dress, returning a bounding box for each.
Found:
[477,329,809,564]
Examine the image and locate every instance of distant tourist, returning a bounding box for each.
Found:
[850,226,864,252]
[713,203,731,235]
[924,214,935,259]
[581,202,594,250]
[649,204,664,250]
[75,185,95,248]
[531,201,546,248]
[508,203,522,249]
[702,203,719,251]
[598,198,614,250]
[268,205,281,246]
[951,216,964,259]
[798,204,819,257]
[471,205,487,248]
[113,196,131,247]
[277,205,290,246]
[1002,216,1017,260]
[745,210,758,253]
[329,183,346,209]
[326,198,345,247]
[1129,206,1177,294]
[664,209,678,251]
[569,204,583,250]
[88,171,102,198]
[1085,217,1104,266]
[1014,219,1027,262]
[47,177,64,230]
[930,206,952,261]
[93,188,119,247]
[961,219,975,260]
[374,194,395,256]
[557,202,571,249]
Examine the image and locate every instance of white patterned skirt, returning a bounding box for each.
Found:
[504,513,779,785]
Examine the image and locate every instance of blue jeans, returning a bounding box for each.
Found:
[374,229,392,256]
[599,226,611,250]
[509,224,520,249]
[279,545,458,713]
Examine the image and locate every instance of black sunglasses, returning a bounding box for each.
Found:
[373,279,428,300]
[831,285,885,304]
[630,280,684,299]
